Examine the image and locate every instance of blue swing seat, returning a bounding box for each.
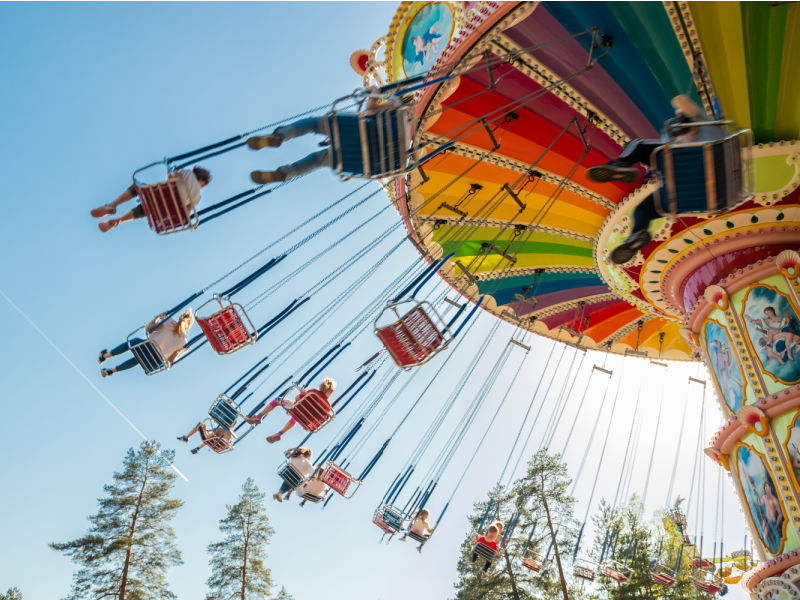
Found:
[326,107,410,179]
[127,332,169,376]
[208,395,240,430]
[277,463,305,489]
[381,505,405,531]
[651,128,752,216]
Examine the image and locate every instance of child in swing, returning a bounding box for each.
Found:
[296,467,330,506]
[274,447,314,502]
[249,378,336,443]
[471,522,503,573]
[398,508,436,553]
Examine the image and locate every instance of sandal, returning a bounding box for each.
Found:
[98,349,108,364]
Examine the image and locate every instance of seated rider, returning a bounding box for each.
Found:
[296,467,330,506]
[98,309,195,377]
[177,412,260,454]
[249,378,336,443]
[586,95,726,264]
[246,87,402,184]
[91,166,211,233]
[274,447,315,502]
[398,508,436,553]
[471,522,503,573]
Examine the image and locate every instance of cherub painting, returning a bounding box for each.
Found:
[704,320,745,413]
[742,285,800,383]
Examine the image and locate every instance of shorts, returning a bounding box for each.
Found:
[131,204,145,219]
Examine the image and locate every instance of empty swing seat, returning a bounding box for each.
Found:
[283,389,334,433]
[522,557,543,573]
[603,561,632,583]
[573,562,596,581]
[691,571,724,594]
[135,178,199,235]
[196,297,258,355]
[321,462,360,498]
[326,107,410,179]
[375,301,451,369]
[127,335,169,375]
[277,463,306,489]
[651,129,752,216]
[374,505,404,533]
[208,395,241,430]
[373,509,398,534]
[651,566,677,587]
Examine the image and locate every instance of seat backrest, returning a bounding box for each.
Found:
[406,530,428,543]
[207,435,234,454]
[136,181,197,234]
[653,134,746,216]
[375,303,445,368]
[321,463,353,496]
[197,304,256,355]
[286,390,333,432]
[301,492,324,503]
[473,541,498,561]
[209,397,239,430]
[328,108,409,178]
[129,339,168,375]
[278,463,306,488]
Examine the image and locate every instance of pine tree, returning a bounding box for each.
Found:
[50,441,183,600]
[206,478,274,600]
[274,587,294,600]
[452,450,591,600]
[0,588,23,600]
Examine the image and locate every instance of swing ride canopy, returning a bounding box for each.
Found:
[368,1,800,361]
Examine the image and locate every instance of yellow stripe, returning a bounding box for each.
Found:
[689,2,751,130]
[776,4,800,140]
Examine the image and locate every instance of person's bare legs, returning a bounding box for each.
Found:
[92,187,135,218]
[99,209,138,233]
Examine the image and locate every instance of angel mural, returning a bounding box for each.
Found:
[401,2,454,78]
[742,285,800,383]
[704,320,745,413]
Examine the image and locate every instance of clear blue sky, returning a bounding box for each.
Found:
[0,3,748,599]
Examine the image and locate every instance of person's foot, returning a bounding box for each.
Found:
[177,435,188,443]
[266,433,282,443]
[399,536,406,542]
[98,349,109,364]
[90,204,116,218]
[246,134,283,149]
[191,447,199,454]
[98,218,120,233]
[417,546,422,554]
[586,162,639,184]
[100,368,113,378]
[250,170,287,184]
[273,493,283,503]
[609,230,652,265]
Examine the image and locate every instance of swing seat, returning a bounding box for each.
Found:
[651,565,677,587]
[321,462,360,498]
[691,577,723,594]
[301,491,325,503]
[667,508,687,528]
[134,178,199,235]
[282,388,334,433]
[196,296,258,355]
[208,395,241,430]
[522,558,543,572]
[205,434,235,454]
[651,128,752,217]
[573,564,595,581]
[375,300,451,369]
[406,530,429,544]
[694,558,713,569]
[473,541,498,563]
[603,561,631,583]
[277,463,306,489]
[326,106,410,179]
[127,332,169,375]
[375,505,405,533]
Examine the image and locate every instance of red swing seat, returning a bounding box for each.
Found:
[321,462,360,498]
[282,387,334,433]
[373,510,397,534]
[205,435,235,454]
[196,296,258,355]
[651,571,677,587]
[603,561,632,583]
[374,300,451,369]
[522,557,543,572]
[691,571,723,594]
[134,177,198,235]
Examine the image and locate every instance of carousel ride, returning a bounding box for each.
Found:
[352,1,800,597]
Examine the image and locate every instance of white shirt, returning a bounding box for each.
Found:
[296,478,328,498]
[286,455,315,479]
[411,517,430,535]
[148,319,187,358]
[169,170,202,210]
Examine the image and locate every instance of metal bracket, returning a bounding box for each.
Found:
[439,202,468,218]
[503,183,526,211]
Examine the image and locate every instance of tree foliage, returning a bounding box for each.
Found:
[452,450,594,600]
[50,441,183,600]
[0,588,23,600]
[206,478,275,600]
